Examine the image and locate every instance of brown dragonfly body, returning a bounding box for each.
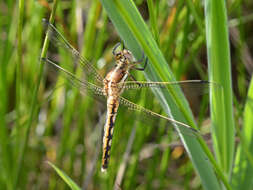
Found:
[102,49,133,171]
[42,21,209,172]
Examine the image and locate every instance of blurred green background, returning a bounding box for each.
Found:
[0,0,253,189]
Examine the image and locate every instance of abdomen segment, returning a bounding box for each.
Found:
[101,98,119,172]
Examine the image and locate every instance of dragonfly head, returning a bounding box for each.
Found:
[115,49,135,66]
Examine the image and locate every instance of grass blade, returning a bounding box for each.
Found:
[47,162,81,190]
[204,0,235,177]
[13,0,59,188]
[232,76,253,189]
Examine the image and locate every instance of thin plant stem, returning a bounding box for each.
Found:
[13,0,59,188]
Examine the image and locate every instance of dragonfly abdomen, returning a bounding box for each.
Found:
[101,97,119,172]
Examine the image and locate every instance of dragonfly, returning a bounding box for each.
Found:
[42,20,210,172]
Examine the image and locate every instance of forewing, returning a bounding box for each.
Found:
[122,80,220,98]
[122,80,222,114]
[43,19,104,85]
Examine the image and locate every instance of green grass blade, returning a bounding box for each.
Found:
[204,0,235,176]
[146,0,159,43]
[16,0,24,130]
[232,76,253,189]
[47,162,81,190]
[185,0,204,34]
[0,57,12,190]
[100,0,222,189]
[0,2,18,189]
[12,0,24,188]
[13,0,59,188]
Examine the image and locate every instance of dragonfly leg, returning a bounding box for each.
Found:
[132,57,148,71]
[112,41,125,55]
[128,72,137,81]
[128,72,142,87]
[133,51,145,63]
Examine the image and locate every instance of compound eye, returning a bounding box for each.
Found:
[115,53,121,60]
[124,51,135,62]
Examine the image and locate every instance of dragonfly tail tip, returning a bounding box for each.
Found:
[101,167,107,173]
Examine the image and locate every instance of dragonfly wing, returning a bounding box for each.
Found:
[121,80,220,117]
[122,80,220,97]
[43,19,104,85]
[42,58,106,103]
[119,96,199,137]
[121,80,222,115]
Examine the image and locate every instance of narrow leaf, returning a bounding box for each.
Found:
[47,162,81,190]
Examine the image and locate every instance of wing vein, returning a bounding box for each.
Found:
[119,96,199,136]
[43,20,104,83]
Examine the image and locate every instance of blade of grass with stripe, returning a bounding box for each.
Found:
[232,76,253,189]
[14,0,59,188]
[204,0,235,177]
[100,0,221,189]
[1,1,23,189]
[47,162,81,190]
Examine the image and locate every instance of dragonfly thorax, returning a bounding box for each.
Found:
[102,49,135,97]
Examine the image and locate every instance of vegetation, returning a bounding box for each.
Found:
[0,0,252,189]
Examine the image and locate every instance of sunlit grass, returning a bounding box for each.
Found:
[0,0,252,189]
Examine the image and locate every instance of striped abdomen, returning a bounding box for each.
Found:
[101,97,119,172]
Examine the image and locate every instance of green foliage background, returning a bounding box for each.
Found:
[0,0,252,189]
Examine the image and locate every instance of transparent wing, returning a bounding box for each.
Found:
[119,97,199,137]
[42,58,106,102]
[120,80,220,121]
[121,80,223,109]
[122,80,218,95]
[43,19,104,85]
